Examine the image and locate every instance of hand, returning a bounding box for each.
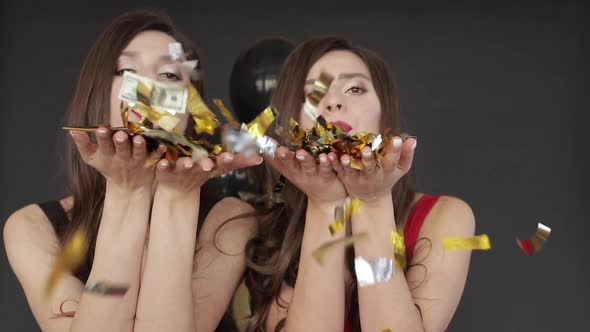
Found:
[332,136,416,203]
[155,152,263,195]
[70,127,163,191]
[265,146,347,204]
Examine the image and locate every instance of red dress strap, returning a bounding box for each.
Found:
[404,194,442,263]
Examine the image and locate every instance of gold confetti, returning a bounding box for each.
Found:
[443,234,491,250]
[391,230,406,271]
[45,225,88,301]
[213,98,240,128]
[516,222,551,256]
[312,233,368,265]
[329,197,360,235]
[303,72,334,121]
[187,84,219,135]
[247,106,275,138]
[64,72,223,163]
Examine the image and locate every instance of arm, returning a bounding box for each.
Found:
[4,129,155,332]
[264,147,348,331]
[192,197,256,332]
[282,199,347,332]
[351,195,475,332]
[337,137,474,331]
[134,153,261,332]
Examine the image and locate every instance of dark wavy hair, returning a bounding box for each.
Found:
[244,37,416,332]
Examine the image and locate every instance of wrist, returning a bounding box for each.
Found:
[106,180,153,197]
[356,192,393,208]
[154,185,201,203]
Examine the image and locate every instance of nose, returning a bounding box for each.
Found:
[323,93,345,114]
[325,103,343,112]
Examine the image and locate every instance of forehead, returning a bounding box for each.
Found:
[306,50,371,80]
[122,30,177,54]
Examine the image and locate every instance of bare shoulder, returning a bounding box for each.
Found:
[4,203,59,257]
[420,195,476,237]
[198,197,257,254]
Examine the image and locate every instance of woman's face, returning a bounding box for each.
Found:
[110,30,191,130]
[301,50,381,135]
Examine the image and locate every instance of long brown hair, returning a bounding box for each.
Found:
[61,9,205,283]
[245,37,416,332]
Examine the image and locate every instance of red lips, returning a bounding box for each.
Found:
[330,121,353,133]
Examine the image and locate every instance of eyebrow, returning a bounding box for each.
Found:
[119,51,175,62]
[304,72,371,85]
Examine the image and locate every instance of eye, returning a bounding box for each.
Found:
[115,68,136,76]
[159,72,181,81]
[346,86,365,94]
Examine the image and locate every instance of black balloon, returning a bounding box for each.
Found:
[229,37,296,124]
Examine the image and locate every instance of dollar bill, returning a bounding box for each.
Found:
[118,71,187,115]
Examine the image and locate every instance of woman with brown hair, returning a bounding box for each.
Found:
[246,37,476,332]
[4,10,258,332]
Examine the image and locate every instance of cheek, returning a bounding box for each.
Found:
[298,104,314,130]
[110,79,123,126]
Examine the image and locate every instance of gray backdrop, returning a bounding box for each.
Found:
[1,1,588,331]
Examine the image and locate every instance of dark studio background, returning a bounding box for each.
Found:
[1,1,588,331]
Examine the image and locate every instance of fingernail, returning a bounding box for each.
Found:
[256,156,264,165]
[184,160,194,168]
[362,150,372,158]
[133,137,142,145]
[393,137,403,148]
[319,155,327,163]
[342,158,350,166]
[160,160,169,168]
[202,163,213,171]
[115,135,125,142]
[225,154,234,161]
[328,155,335,162]
[296,154,305,161]
[411,139,417,150]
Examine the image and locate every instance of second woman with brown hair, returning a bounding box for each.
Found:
[246,37,476,332]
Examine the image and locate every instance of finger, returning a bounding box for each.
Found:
[113,131,131,159]
[317,153,334,178]
[176,156,194,173]
[330,152,344,175]
[382,136,403,171]
[340,154,359,178]
[360,146,376,173]
[131,135,148,161]
[397,138,417,173]
[268,146,297,175]
[220,152,263,172]
[198,158,214,172]
[70,131,97,162]
[296,149,317,176]
[157,158,172,173]
[96,127,115,156]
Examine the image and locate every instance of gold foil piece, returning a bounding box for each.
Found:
[443,234,491,250]
[312,232,368,265]
[247,106,275,138]
[391,230,407,271]
[187,85,219,135]
[213,98,240,128]
[516,222,551,256]
[329,197,361,235]
[45,225,88,301]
